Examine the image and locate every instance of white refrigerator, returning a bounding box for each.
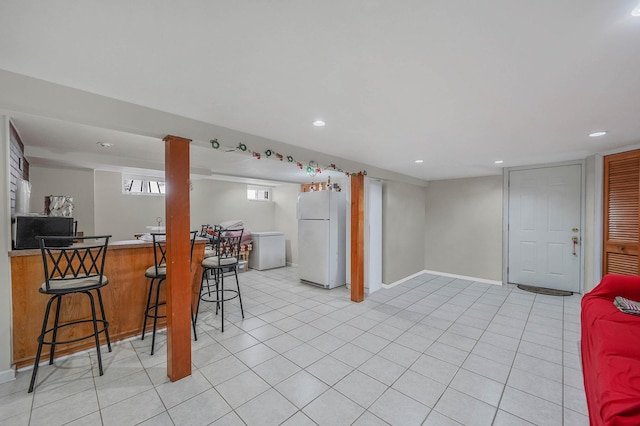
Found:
[297,190,346,288]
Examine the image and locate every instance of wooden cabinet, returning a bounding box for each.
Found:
[301,182,327,192]
[604,150,640,275]
[301,179,342,193]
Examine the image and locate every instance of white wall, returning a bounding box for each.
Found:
[382,180,427,284]
[424,175,503,281]
[94,170,165,240]
[0,116,15,382]
[29,166,95,235]
[273,183,300,265]
[190,179,276,235]
[23,168,297,249]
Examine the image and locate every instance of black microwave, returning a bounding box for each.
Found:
[12,216,75,249]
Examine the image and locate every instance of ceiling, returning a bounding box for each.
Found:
[9,112,344,186]
[1,1,640,184]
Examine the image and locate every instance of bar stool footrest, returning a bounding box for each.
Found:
[39,319,109,346]
[199,289,239,304]
[144,301,167,319]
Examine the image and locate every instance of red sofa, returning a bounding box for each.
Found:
[581,274,640,425]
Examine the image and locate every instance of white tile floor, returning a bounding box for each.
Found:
[0,267,588,425]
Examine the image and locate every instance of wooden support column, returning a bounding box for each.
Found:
[164,135,192,381]
[351,173,365,302]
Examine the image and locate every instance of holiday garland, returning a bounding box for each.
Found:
[208,138,366,177]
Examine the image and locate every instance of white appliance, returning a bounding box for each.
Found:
[346,178,383,294]
[297,190,346,288]
[249,231,286,270]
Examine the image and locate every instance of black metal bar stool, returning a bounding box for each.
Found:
[195,228,245,332]
[141,231,198,355]
[29,235,112,393]
[140,233,166,355]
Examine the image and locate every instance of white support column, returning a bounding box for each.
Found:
[0,116,16,383]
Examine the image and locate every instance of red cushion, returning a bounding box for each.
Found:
[581,274,640,425]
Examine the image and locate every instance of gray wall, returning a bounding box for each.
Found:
[424,175,503,281]
[382,180,427,284]
[29,166,95,235]
[273,183,300,266]
[584,155,600,292]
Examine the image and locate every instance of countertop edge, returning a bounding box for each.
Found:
[9,238,207,257]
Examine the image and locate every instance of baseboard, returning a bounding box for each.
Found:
[15,336,146,374]
[345,283,380,295]
[0,366,16,384]
[422,270,503,286]
[286,262,298,268]
[382,270,430,288]
[383,269,502,289]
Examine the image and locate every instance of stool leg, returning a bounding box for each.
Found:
[49,295,62,365]
[195,270,206,325]
[191,304,198,341]
[86,291,104,376]
[96,288,111,352]
[150,278,164,356]
[29,295,57,393]
[215,268,221,315]
[204,270,212,296]
[141,278,155,341]
[220,272,224,332]
[235,267,244,319]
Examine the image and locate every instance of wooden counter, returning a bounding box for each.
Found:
[10,238,205,368]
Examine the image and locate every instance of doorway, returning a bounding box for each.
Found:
[507,164,583,293]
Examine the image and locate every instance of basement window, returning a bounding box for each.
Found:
[247,185,271,201]
[123,176,166,195]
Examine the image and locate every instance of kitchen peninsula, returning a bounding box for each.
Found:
[10,238,206,368]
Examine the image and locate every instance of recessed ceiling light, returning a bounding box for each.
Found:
[96,142,113,147]
[312,120,326,127]
[632,5,640,16]
[415,160,424,164]
[494,160,504,164]
[589,131,607,137]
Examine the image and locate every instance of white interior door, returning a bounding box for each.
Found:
[508,164,582,292]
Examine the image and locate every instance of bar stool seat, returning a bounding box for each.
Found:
[195,228,245,332]
[140,231,198,355]
[41,275,108,291]
[201,255,238,267]
[29,235,112,393]
[145,265,166,276]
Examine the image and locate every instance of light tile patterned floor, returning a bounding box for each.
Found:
[0,267,588,425]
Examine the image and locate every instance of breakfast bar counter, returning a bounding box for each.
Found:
[10,238,205,368]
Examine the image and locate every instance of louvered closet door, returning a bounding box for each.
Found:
[604,150,640,275]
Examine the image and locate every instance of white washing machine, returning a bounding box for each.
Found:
[249,231,286,270]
